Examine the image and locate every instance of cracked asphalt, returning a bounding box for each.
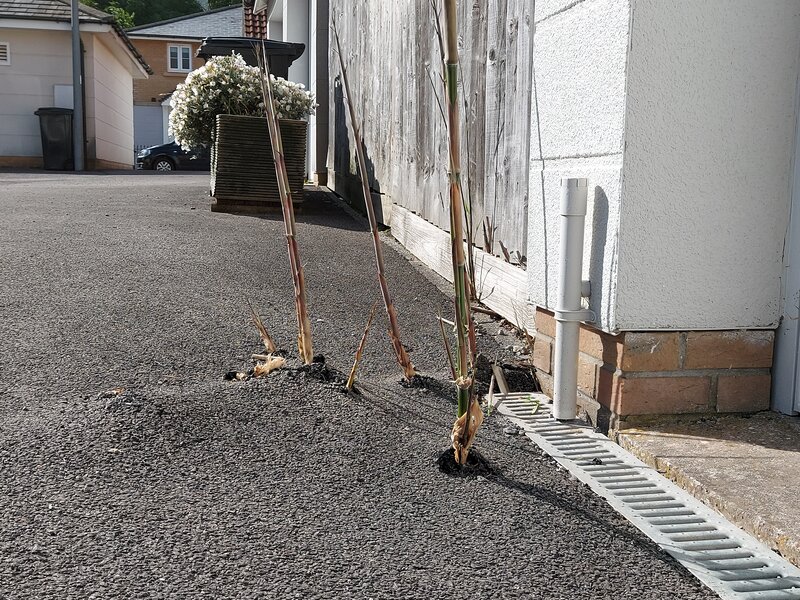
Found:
[0,171,718,599]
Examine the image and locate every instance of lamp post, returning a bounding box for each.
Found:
[71,0,85,171]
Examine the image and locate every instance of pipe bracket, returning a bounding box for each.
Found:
[554,308,595,323]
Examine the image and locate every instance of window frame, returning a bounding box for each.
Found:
[167,44,192,73]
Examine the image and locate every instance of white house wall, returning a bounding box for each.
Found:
[527,0,630,331]
[85,35,135,167]
[616,0,800,330]
[528,0,800,332]
[0,29,74,158]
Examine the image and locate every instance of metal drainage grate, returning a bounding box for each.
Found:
[493,392,800,600]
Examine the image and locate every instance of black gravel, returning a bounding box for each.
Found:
[0,172,718,599]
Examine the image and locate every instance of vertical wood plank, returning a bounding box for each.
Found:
[483,0,533,257]
[328,0,530,258]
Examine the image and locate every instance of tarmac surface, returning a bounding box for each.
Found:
[0,171,718,598]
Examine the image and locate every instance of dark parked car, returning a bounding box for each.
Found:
[135,141,210,171]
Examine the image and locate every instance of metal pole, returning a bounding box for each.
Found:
[553,178,589,421]
[71,0,85,171]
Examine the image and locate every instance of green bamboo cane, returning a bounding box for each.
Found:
[431,0,478,364]
[256,44,314,365]
[332,18,417,380]
[443,0,473,419]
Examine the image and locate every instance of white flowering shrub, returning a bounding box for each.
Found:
[169,53,316,150]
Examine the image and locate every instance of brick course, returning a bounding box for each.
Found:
[130,38,205,103]
[621,332,680,372]
[716,373,772,413]
[685,331,774,370]
[533,307,775,423]
[532,336,552,374]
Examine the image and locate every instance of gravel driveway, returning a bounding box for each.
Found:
[0,172,717,599]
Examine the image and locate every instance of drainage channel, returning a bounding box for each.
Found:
[492,392,800,600]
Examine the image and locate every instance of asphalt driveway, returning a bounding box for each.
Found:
[0,171,717,599]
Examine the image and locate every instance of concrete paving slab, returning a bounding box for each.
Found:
[617,412,800,567]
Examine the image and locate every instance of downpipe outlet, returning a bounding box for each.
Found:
[553,178,594,421]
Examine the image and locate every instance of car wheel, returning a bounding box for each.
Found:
[154,158,174,171]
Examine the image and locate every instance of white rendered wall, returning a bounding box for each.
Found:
[617,0,800,330]
[85,36,135,167]
[0,29,73,158]
[283,0,311,175]
[283,0,309,86]
[268,19,283,41]
[528,0,800,332]
[527,0,630,331]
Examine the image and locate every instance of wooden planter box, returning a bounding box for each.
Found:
[210,114,307,214]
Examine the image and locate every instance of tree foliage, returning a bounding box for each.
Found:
[105,3,135,29]
[82,0,204,27]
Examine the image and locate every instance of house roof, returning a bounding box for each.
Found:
[1,0,109,24]
[0,0,152,75]
[126,5,242,40]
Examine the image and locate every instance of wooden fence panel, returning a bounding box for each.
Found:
[484,0,534,257]
[328,0,532,257]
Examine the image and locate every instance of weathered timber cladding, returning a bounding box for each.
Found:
[328,0,532,256]
[484,0,533,257]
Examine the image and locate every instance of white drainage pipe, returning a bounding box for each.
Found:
[553,178,593,421]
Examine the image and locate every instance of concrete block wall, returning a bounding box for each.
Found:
[527,0,628,332]
[526,0,799,419]
[528,0,800,332]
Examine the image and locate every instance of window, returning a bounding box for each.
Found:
[168,45,191,72]
[0,42,9,66]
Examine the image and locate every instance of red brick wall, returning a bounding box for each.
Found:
[130,38,205,103]
[532,307,773,427]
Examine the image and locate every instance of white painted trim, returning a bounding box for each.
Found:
[390,204,535,331]
[0,41,9,66]
[167,44,192,73]
[127,35,202,43]
[99,30,150,79]
[0,19,108,33]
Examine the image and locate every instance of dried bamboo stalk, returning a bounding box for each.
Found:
[444,0,480,464]
[248,299,276,354]
[332,18,416,381]
[256,44,314,365]
[346,300,379,390]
